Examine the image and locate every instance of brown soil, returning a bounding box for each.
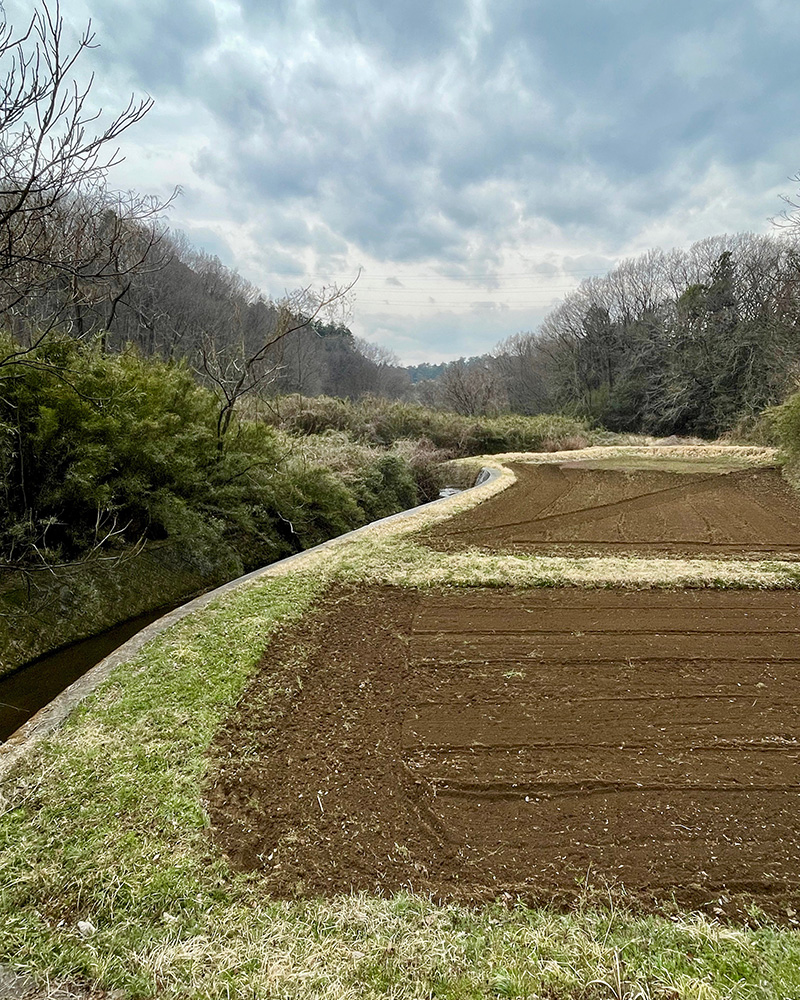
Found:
[206,585,800,919]
[422,463,800,559]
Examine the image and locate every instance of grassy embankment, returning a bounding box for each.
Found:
[2,445,799,999]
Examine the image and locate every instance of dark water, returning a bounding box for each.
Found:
[0,605,177,742]
[0,491,470,744]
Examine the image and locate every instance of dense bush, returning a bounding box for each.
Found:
[0,339,445,574]
[1,335,223,563]
[260,394,595,455]
[350,454,418,521]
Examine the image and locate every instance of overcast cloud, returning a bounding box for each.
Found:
[8,0,800,361]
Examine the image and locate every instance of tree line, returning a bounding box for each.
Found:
[532,233,800,436]
[430,233,800,437]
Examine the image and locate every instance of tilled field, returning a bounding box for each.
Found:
[207,584,800,918]
[423,463,800,559]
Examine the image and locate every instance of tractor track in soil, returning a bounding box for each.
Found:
[206,574,800,920]
[420,462,800,560]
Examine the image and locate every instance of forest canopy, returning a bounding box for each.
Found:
[528,233,800,437]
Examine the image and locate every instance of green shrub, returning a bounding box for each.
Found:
[724,408,782,447]
[350,454,419,521]
[0,339,457,581]
[767,390,800,463]
[0,335,226,561]
[389,437,448,502]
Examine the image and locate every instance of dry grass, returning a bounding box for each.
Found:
[449,443,778,469]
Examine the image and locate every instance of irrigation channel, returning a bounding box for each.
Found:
[0,605,180,742]
[0,487,471,745]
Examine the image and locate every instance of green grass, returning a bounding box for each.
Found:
[2,445,799,999]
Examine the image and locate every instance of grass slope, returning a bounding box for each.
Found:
[1,446,799,999]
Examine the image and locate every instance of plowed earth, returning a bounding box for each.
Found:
[207,583,800,919]
[422,463,800,559]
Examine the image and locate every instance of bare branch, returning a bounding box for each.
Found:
[195,272,360,449]
[0,0,170,347]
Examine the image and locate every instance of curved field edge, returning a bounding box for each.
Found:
[1,445,799,999]
[332,446,800,589]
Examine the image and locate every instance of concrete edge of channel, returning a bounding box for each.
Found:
[0,466,503,781]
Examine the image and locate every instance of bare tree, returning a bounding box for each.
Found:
[198,276,360,448]
[352,337,410,398]
[354,338,399,368]
[492,332,553,414]
[0,0,171,348]
[269,326,326,396]
[435,358,505,416]
[106,232,224,359]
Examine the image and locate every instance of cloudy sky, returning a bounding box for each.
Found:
[9,0,800,362]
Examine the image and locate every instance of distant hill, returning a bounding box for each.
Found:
[405,362,447,383]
